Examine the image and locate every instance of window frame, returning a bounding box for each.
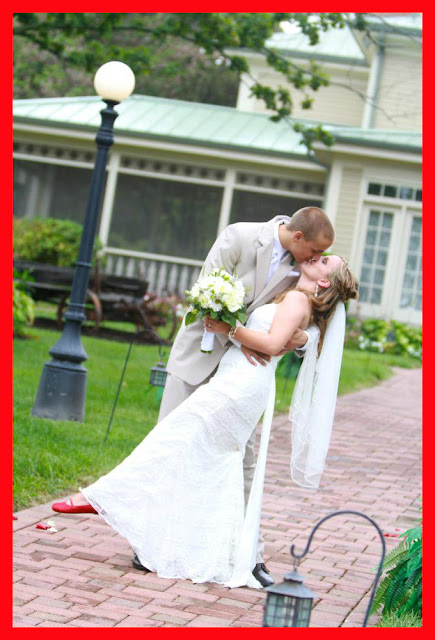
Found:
[350,192,422,324]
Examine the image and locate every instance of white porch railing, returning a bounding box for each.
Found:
[102,247,203,296]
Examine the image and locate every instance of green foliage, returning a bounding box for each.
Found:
[13,280,35,337]
[13,12,368,153]
[13,217,102,267]
[371,517,422,619]
[376,611,422,627]
[346,316,422,361]
[276,350,302,380]
[391,321,423,360]
[13,325,166,510]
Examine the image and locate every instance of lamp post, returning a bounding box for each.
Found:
[262,510,386,627]
[32,61,135,422]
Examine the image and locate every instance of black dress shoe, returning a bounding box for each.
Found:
[252,562,274,587]
[132,553,150,572]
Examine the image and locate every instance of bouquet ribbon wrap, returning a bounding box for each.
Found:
[201,329,215,353]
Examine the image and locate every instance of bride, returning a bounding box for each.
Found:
[52,255,358,589]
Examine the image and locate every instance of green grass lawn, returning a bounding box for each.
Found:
[13,322,420,511]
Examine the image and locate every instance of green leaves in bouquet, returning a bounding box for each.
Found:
[185,308,198,326]
[237,309,248,324]
[221,305,247,328]
[221,313,236,328]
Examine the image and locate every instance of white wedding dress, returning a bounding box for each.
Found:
[82,303,281,589]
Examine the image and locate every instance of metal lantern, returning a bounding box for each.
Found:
[149,361,168,387]
[262,569,316,627]
[262,510,387,628]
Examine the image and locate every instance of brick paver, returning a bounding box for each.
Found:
[13,367,421,627]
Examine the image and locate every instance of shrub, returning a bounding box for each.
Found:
[376,611,422,627]
[371,516,422,620]
[390,321,422,360]
[13,217,102,267]
[276,350,302,379]
[13,280,35,337]
[346,316,422,361]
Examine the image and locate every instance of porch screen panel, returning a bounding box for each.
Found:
[109,174,222,260]
[359,210,394,304]
[13,159,95,225]
[14,159,43,216]
[400,216,422,311]
[47,165,100,225]
[230,191,321,225]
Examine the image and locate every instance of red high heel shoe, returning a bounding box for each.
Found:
[52,498,97,514]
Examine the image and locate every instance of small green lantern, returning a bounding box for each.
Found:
[149,361,167,387]
[262,569,316,627]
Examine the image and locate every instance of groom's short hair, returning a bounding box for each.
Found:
[288,206,335,242]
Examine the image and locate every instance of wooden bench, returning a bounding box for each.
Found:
[14,259,179,342]
[14,258,164,336]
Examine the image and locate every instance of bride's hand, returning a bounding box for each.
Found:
[204,316,231,335]
[283,328,308,351]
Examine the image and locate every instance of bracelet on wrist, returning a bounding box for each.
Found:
[228,325,238,340]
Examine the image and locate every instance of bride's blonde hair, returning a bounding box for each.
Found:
[275,257,359,354]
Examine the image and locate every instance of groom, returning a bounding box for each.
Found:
[134,206,334,585]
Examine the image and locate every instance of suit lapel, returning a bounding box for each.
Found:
[254,240,273,300]
[249,257,296,312]
[252,215,292,301]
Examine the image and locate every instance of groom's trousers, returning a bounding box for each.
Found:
[158,372,266,564]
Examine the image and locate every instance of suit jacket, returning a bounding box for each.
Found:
[167,215,300,386]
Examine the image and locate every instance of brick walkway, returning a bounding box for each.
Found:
[13,367,422,628]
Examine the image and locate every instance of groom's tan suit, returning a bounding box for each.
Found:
[159,215,302,562]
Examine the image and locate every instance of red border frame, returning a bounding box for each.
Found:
[8,5,427,637]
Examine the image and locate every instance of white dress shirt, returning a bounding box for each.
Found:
[266,221,289,284]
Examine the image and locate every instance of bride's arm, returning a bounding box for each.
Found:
[206,291,311,356]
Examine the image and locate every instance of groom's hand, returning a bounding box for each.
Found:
[241,345,271,366]
[282,328,308,352]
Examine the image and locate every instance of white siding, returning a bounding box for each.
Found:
[375,49,422,131]
[361,160,422,190]
[237,64,368,127]
[330,165,363,260]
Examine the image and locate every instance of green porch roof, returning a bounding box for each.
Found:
[324,125,421,153]
[13,94,308,158]
[13,94,421,156]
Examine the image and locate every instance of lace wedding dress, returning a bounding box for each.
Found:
[82,303,281,589]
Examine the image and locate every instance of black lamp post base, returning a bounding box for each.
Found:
[32,360,87,422]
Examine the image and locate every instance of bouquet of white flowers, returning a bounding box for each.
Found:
[185,268,247,353]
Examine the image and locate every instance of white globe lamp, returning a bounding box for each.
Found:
[94,61,135,102]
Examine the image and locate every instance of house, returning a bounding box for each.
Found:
[13,13,422,324]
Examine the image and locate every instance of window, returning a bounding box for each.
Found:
[230,191,322,225]
[367,181,421,203]
[368,183,382,195]
[108,174,222,260]
[13,159,96,225]
[400,216,422,311]
[384,185,397,198]
[48,165,101,225]
[359,209,394,304]
[355,203,422,324]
